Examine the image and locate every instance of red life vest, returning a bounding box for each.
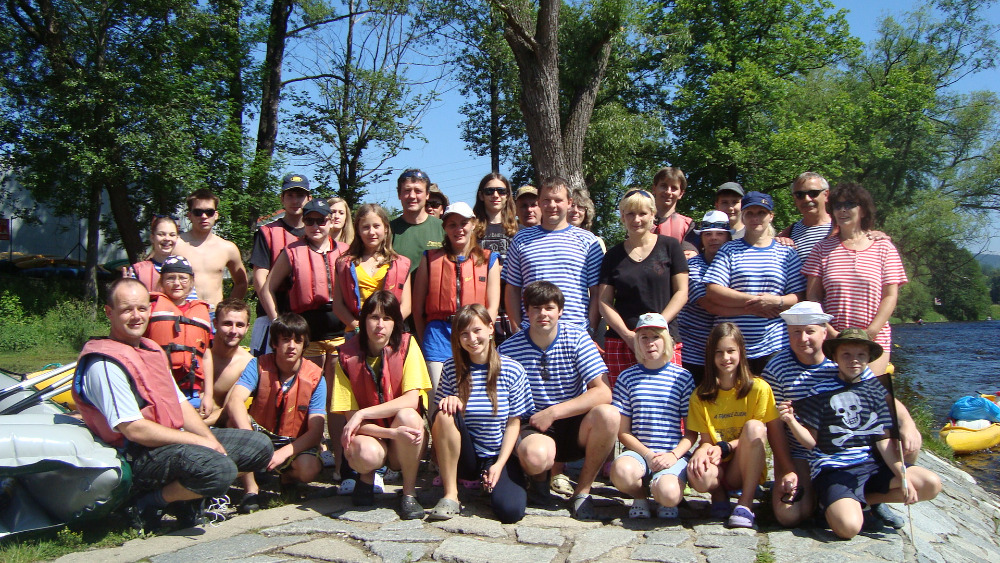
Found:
[423,249,491,322]
[335,254,411,316]
[72,337,185,448]
[145,292,212,391]
[260,220,301,266]
[130,260,159,293]
[653,213,693,242]
[337,334,410,427]
[247,354,323,438]
[285,239,343,314]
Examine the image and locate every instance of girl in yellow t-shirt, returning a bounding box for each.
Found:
[687,322,778,529]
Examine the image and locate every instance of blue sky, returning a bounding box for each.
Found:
[284,0,1000,251]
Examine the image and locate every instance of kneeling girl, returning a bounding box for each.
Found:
[610,313,696,519]
[429,304,533,523]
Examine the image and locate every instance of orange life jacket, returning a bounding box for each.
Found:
[423,249,490,322]
[260,220,301,266]
[285,239,343,314]
[337,334,410,427]
[653,213,693,243]
[247,354,323,438]
[335,254,411,316]
[130,260,160,293]
[145,292,212,391]
[72,337,185,448]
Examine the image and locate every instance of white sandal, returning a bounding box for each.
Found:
[629,498,651,519]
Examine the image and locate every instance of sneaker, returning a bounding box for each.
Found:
[373,472,385,494]
[872,503,905,529]
[726,504,755,529]
[352,479,375,506]
[238,493,261,514]
[338,478,357,496]
[126,501,164,534]
[172,498,206,529]
[399,494,425,520]
[861,508,885,532]
[204,496,230,524]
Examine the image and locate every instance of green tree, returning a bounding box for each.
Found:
[0,0,248,298]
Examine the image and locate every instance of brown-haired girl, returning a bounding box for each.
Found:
[686,322,779,529]
[428,304,533,523]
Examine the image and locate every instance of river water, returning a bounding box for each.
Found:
[891,321,1000,496]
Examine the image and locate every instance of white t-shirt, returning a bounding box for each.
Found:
[78,355,187,431]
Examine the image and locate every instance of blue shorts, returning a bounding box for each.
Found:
[617,450,688,485]
[422,320,453,362]
[814,459,896,514]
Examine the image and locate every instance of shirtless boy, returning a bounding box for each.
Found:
[204,298,253,426]
[178,189,248,308]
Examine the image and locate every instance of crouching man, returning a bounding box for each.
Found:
[226,313,327,513]
[72,278,272,533]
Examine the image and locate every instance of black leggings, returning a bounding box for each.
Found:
[451,412,527,524]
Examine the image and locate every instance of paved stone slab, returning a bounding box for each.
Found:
[261,516,362,536]
[430,516,507,538]
[690,523,757,536]
[382,519,426,531]
[350,526,447,542]
[336,507,400,524]
[524,506,572,517]
[567,527,638,563]
[150,534,307,563]
[366,540,433,563]
[516,526,565,546]
[703,547,756,563]
[694,534,758,549]
[518,515,602,529]
[433,536,558,563]
[283,538,372,562]
[630,545,697,563]
[642,530,690,547]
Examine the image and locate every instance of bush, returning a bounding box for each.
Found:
[42,301,108,350]
[0,320,45,353]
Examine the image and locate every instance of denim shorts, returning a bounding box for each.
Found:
[617,450,688,485]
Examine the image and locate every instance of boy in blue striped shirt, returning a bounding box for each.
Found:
[498,281,617,520]
[779,329,940,539]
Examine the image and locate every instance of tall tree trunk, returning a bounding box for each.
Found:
[218,0,244,194]
[106,181,145,264]
[83,184,101,304]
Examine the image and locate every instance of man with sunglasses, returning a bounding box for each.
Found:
[389,168,444,275]
[179,189,248,310]
[248,173,312,356]
[777,172,833,262]
[498,281,617,520]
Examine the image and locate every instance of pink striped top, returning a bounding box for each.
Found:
[802,237,908,347]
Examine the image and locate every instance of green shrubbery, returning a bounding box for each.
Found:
[0,278,108,355]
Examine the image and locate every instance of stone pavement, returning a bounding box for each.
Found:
[54,451,1000,563]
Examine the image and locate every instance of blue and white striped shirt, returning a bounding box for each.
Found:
[501,225,604,329]
[612,362,694,453]
[498,323,608,412]
[436,356,534,457]
[788,220,833,263]
[702,240,806,359]
[675,254,715,366]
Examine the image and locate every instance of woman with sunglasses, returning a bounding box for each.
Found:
[413,202,500,414]
[473,173,518,343]
[802,183,907,379]
[598,189,688,389]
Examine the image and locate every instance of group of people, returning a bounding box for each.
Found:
[71,168,940,539]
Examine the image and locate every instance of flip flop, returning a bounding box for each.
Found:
[427,497,461,521]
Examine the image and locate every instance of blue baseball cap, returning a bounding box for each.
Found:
[741,191,773,211]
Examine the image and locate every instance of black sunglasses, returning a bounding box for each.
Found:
[399,169,429,181]
[425,201,444,209]
[793,189,826,199]
[303,217,328,226]
[190,208,216,217]
[831,200,859,211]
[481,187,509,196]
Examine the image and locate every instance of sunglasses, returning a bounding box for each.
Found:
[700,221,730,231]
[481,187,509,196]
[425,201,444,209]
[623,189,653,200]
[780,489,804,505]
[303,217,328,226]
[539,351,550,381]
[831,200,859,211]
[400,169,429,181]
[793,189,826,199]
[190,208,216,217]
